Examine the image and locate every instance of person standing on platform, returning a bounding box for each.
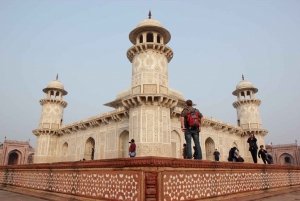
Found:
[258,145,270,164]
[129,139,136,158]
[213,149,220,161]
[91,148,94,160]
[182,143,188,159]
[181,100,203,160]
[247,133,258,163]
[193,146,198,159]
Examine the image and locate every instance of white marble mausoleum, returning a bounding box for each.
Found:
[32,14,268,163]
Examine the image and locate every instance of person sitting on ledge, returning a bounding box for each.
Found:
[228,147,244,162]
[129,139,136,157]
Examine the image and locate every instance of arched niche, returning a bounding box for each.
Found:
[171,130,181,158]
[279,153,295,166]
[139,35,143,43]
[27,153,34,164]
[7,150,22,165]
[119,130,129,158]
[84,137,95,160]
[146,33,153,42]
[205,137,215,160]
[157,34,161,43]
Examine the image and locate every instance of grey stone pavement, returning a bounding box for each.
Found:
[0,189,48,201]
[259,190,300,201]
[0,188,300,201]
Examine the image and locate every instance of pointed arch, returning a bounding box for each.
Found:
[84,137,95,160]
[157,34,161,43]
[119,130,129,158]
[7,150,22,165]
[27,153,34,164]
[139,35,143,43]
[279,153,295,166]
[62,142,68,155]
[205,137,215,160]
[171,130,181,158]
[146,33,153,42]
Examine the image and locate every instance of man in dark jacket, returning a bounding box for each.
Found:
[258,145,270,164]
[247,133,258,163]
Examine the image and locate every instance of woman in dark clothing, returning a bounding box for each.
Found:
[247,133,258,163]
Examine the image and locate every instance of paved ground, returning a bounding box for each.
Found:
[260,190,300,201]
[0,187,300,201]
[0,190,48,201]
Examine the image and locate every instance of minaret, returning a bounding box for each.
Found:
[32,75,68,163]
[232,75,267,136]
[127,11,173,94]
[122,13,180,157]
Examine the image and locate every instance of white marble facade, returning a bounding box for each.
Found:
[32,14,268,163]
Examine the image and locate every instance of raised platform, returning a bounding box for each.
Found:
[1,157,300,201]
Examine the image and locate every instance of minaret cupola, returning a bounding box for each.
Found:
[232,75,267,136]
[127,12,174,96]
[35,75,68,132]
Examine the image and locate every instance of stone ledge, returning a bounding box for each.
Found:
[0,156,299,170]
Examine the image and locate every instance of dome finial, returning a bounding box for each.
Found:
[148,10,151,19]
[56,74,58,80]
[242,74,244,80]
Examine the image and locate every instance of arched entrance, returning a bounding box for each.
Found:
[62,142,68,161]
[84,137,95,160]
[8,151,20,165]
[27,153,34,164]
[279,153,295,166]
[171,131,181,158]
[205,137,215,160]
[119,130,129,158]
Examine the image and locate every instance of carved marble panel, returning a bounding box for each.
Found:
[159,85,168,94]
[132,86,140,95]
[143,84,157,93]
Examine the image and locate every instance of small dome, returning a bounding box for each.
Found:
[137,19,163,28]
[47,80,64,90]
[232,80,258,95]
[236,80,254,90]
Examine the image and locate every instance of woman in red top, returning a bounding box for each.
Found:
[129,139,136,157]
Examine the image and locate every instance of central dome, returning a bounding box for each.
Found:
[137,19,163,28]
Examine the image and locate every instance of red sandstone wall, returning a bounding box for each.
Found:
[0,157,300,201]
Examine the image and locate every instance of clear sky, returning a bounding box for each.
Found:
[0,0,299,147]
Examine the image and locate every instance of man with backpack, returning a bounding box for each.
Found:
[181,100,203,160]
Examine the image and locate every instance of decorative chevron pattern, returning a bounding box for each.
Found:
[162,171,300,201]
[0,171,140,201]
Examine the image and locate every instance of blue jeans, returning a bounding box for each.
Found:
[185,129,202,159]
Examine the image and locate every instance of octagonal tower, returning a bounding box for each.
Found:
[105,12,184,157]
[33,75,68,163]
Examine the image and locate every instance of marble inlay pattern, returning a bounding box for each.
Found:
[163,171,300,201]
[0,170,140,201]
